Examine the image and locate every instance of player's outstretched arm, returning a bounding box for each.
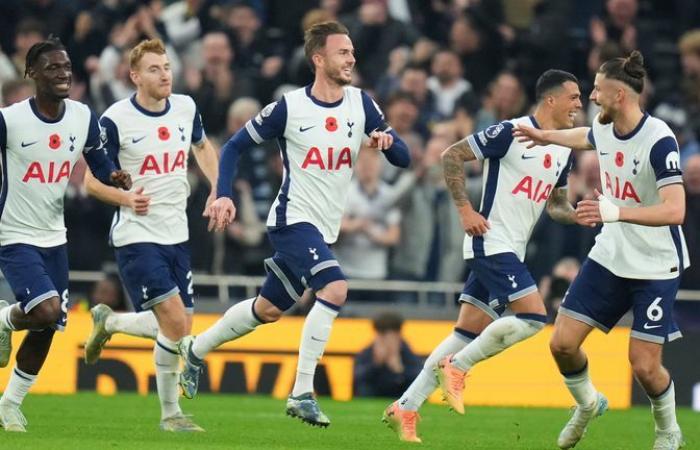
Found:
[191,137,219,209]
[513,125,594,151]
[441,138,490,236]
[83,168,150,215]
[576,185,685,226]
[369,130,410,168]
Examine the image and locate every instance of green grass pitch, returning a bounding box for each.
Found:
[1,393,698,449]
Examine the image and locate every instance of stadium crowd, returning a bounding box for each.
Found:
[0,0,699,295]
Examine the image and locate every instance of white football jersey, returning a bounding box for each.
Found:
[245,85,390,243]
[102,94,204,247]
[463,116,573,261]
[587,113,689,279]
[0,98,100,247]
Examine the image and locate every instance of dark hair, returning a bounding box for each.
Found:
[303,21,350,72]
[535,69,579,101]
[597,50,646,94]
[373,312,404,333]
[24,35,66,78]
[386,91,418,109]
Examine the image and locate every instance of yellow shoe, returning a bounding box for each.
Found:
[435,354,467,414]
[382,401,421,443]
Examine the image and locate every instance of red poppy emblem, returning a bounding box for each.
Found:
[543,154,552,169]
[158,126,170,141]
[48,134,61,150]
[325,117,338,132]
[615,151,624,167]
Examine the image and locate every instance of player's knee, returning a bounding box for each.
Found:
[254,300,282,323]
[28,297,61,328]
[549,337,577,360]
[630,356,660,383]
[317,280,348,306]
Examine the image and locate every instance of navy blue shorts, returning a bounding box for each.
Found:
[559,258,682,344]
[0,244,69,330]
[459,252,538,319]
[260,223,345,311]
[115,242,194,312]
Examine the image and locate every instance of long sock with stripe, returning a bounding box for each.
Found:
[154,333,182,419]
[0,367,37,406]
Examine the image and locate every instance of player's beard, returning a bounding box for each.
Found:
[326,64,352,87]
[598,108,613,125]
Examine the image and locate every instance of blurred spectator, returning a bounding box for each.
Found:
[653,103,700,168]
[353,312,421,397]
[590,0,650,56]
[1,79,33,107]
[475,71,527,131]
[397,63,441,136]
[540,257,581,322]
[186,31,253,136]
[681,154,700,289]
[679,29,700,139]
[11,19,45,78]
[427,49,473,118]
[343,0,420,88]
[88,272,129,312]
[336,149,401,284]
[450,11,503,94]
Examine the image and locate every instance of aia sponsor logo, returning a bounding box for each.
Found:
[512,176,553,203]
[139,150,186,175]
[301,147,352,170]
[603,171,640,203]
[22,161,71,183]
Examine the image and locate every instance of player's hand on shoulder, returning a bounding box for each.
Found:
[126,186,151,216]
[110,170,132,190]
[512,124,546,149]
[204,197,236,232]
[459,205,490,237]
[368,130,393,151]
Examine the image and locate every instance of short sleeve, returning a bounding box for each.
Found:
[466,121,514,160]
[84,111,104,154]
[555,153,575,188]
[649,136,683,188]
[361,91,390,135]
[587,128,596,149]
[245,97,287,144]
[99,116,121,163]
[191,108,205,145]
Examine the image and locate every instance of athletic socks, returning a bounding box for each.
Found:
[649,380,680,432]
[191,298,262,360]
[0,367,37,406]
[562,361,598,408]
[105,311,158,339]
[0,304,17,332]
[451,314,547,372]
[154,333,182,419]
[398,328,476,411]
[291,298,339,397]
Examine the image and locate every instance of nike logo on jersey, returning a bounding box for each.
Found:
[132,135,147,144]
[299,125,315,132]
[599,151,610,156]
[643,322,662,330]
[21,141,37,148]
[521,154,537,160]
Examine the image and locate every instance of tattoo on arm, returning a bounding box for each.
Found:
[441,138,477,208]
[546,188,575,224]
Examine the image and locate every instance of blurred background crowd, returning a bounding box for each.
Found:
[0,0,699,315]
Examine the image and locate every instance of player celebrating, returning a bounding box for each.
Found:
[383,70,584,443]
[82,39,219,432]
[178,21,410,427]
[514,51,687,450]
[0,37,131,432]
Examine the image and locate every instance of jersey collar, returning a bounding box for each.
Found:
[305,85,344,108]
[130,94,171,117]
[613,112,649,140]
[29,97,65,124]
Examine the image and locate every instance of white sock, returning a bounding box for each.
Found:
[106,311,158,339]
[0,304,17,332]
[649,381,679,432]
[398,328,476,411]
[0,367,37,406]
[154,333,182,420]
[191,298,261,361]
[451,314,546,371]
[292,299,339,397]
[563,362,597,408]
